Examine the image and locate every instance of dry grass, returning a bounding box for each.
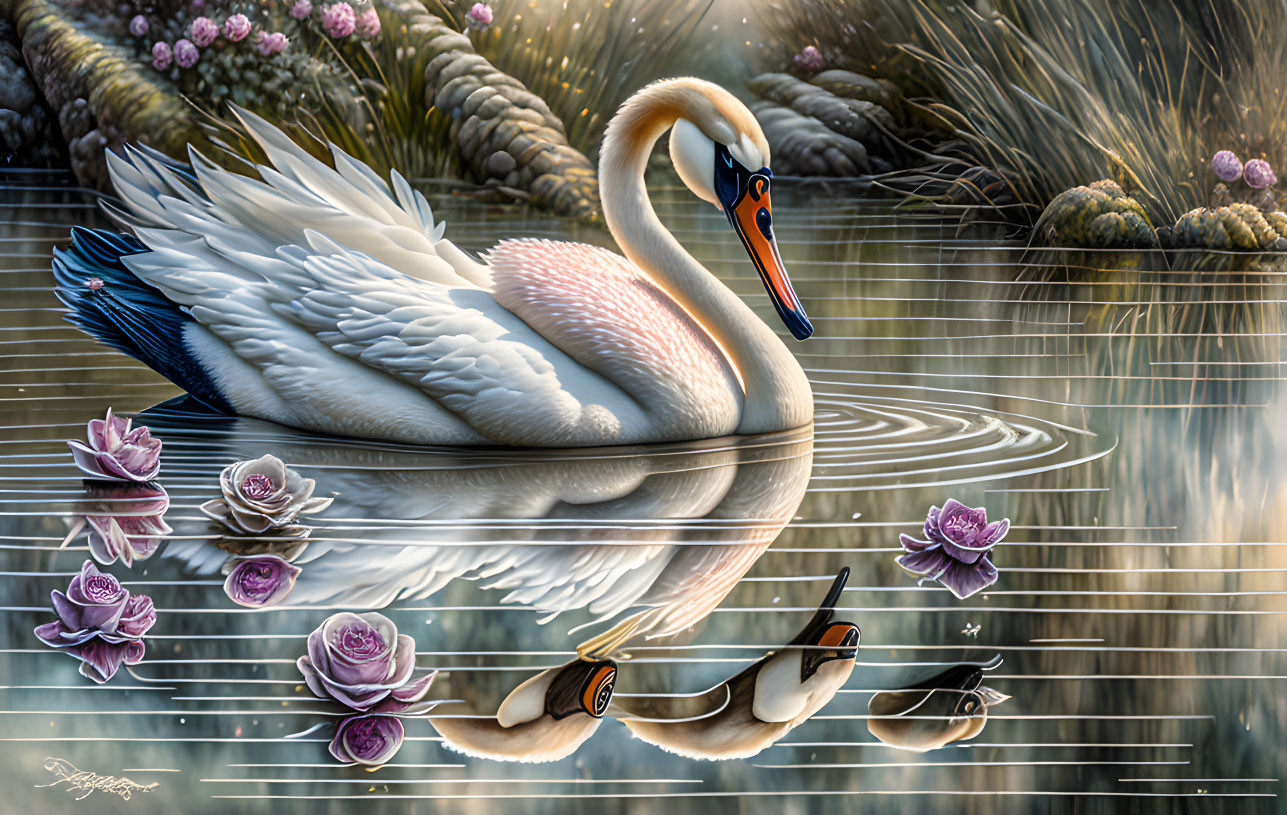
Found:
[470,0,714,158]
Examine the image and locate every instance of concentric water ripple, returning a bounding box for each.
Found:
[808,385,1108,492]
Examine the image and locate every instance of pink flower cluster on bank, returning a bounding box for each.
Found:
[138,7,301,72]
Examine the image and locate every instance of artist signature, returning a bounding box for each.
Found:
[34,757,159,801]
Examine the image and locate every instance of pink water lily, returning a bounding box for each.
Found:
[67,408,162,482]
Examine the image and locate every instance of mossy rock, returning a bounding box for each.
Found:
[393,0,598,220]
[2,0,210,188]
[1036,180,1158,249]
[746,73,895,171]
[1170,202,1287,251]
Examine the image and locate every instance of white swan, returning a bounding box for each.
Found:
[53,78,814,447]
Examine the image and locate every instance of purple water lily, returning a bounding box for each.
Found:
[329,714,404,766]
[67,408,162,482]
[297,612,437,714]
[224,555,301,608]
[33,561,155,683]
[897,499,1008,599]
[80,481,171,567]
[200,454,333,537]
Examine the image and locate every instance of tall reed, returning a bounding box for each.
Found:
[758,0,1287,226]
[470,0,714,158]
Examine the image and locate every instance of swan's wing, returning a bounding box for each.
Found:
[122,222,642,446]
[105,107,491,289]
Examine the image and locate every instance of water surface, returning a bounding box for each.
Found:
[0,168,1281,811]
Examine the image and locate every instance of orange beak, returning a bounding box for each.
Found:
[723,172,814,340]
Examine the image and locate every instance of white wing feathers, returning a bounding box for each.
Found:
[100,107,653,445]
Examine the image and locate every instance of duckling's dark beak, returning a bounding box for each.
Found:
[545,659,617,720]
[788,567,860,681]
[713,144,812,341]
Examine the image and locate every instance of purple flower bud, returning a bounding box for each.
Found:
[223,555,301,608]
[1211,150,1242,183]
[67,407,162,482]
[793,45,823,72]
[329,714,404,766]
[188,16,218,47]
[1244,158,1277,189]
[223,13,251,42]
[465,2,493,31]
[174,38,199,68]
[321,2,356,37]
[355,7,380,38]
[128,14,148,37]
[289,0,312,18]
[151,41,172,71]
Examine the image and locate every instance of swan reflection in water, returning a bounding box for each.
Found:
[148,400,813,655]
[866,655,1011,752]
[139,401,831,762]
[425,569,855,763]
[608,568,858,761]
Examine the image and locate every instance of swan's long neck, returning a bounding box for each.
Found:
[598,93,813,434]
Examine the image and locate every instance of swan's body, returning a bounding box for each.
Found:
[53,79,814,447]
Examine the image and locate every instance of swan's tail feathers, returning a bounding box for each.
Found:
[52,227,233,413]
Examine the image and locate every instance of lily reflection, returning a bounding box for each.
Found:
[427,658,617,763]
[63,481,172,567]
[150,402,812,649]
[866,655,1010,752]
[611,568,859,760]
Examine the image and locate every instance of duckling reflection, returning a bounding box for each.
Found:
[148,400,812,646]
[610,568,859,760]
[866,655,1011,752]
[426,658,617,763]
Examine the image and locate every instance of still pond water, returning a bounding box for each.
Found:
[0,167,1282,812]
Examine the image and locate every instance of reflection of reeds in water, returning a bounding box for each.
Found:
[761,0,1287,226]
[471,0,714,158]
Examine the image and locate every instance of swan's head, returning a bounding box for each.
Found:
[606,78,812,341]
[668,97,813,341]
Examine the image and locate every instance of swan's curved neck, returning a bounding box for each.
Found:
[598,94,812,434]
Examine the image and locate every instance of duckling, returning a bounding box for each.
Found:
[428,658,616,763]
[612,567,859,760]
[866,655,1010,752]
